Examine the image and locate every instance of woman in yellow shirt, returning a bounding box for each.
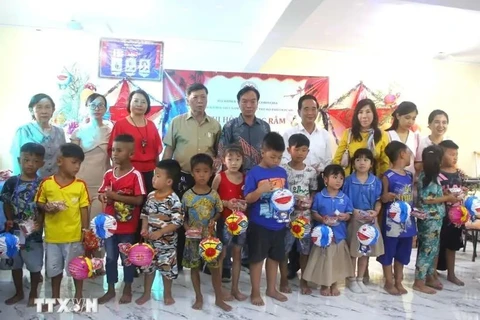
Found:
[333,99,390,177]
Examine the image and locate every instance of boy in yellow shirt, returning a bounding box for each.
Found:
[36,143,90,306]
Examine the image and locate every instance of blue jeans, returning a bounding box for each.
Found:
[105,233,136,284]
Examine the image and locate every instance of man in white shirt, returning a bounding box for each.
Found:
[282,95,332,172]
[281,94,333,279]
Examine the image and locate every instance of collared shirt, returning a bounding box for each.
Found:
[164,112,221,173]
[282,124,332,172]
[312,189,353,243]
[219,114,270,172]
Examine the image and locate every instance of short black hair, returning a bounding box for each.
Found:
[157,159,181,184]
[187,83,208,96]
[20,142,45,158]
[262,132,285,152]
[385,141,408,163]
[59,143,85,162]
[114,134,135,143]
[288,133,310,148]
[439,140,459,150]
[237,86,260,102]
[190,153,213,170]
[323,164,345,178]
[127,89,151,115]
[298,95,319,111]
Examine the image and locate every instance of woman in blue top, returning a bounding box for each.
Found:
[303,164,354,297]
[11,94,66,178]
[343,149,384,294]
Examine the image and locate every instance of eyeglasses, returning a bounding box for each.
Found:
[88,103,106,110]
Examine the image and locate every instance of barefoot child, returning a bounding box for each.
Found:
[212,144,248,301]
[35,143,89,308]
[437,140,465,286]
[280,134,317,295]
[182,153,230,311]
[377,141,416,295]
[343,148,384,294]
[1,143,45,306]
[414,145,459,294]
[244,132,289,306]
[304,164,353,296]
[97,134,146,304]
[137,159,183,306]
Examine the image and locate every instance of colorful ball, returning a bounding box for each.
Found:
[0,232,20,259]
[225,211,248,236]
[270,188,295,223]
[357,224,379,246]
[128,243,155,267]
[388,201,411,225]
[448,205,469,226]
[68,256,94,280]
[290,216,312,239]
[311,225,333,248]
[464,196,480,221]
[199,237,223,263]
[90,213,117,239]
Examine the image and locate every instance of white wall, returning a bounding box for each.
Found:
[0,26,245,169]
[261,47,480,176]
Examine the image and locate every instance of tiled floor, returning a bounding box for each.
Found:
[1,246,479,320]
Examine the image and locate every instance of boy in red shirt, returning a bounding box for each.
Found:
[97,134,146,304]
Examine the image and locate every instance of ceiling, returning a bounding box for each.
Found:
[0,0,479,70]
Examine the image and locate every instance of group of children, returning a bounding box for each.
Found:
[0,128,469,312]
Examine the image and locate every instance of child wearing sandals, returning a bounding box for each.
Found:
[303,164,354,296]
[137,159,183,305]
[343,148,384,294]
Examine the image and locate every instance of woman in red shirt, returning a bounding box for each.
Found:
[108,89,163,193]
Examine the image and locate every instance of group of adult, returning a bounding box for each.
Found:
[9,82,452,278]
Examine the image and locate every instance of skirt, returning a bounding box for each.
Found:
[303,240,353,287]
[348,218,385,258]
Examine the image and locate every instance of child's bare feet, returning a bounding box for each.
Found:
[135,293,151,305]
[279,280,292,293]
[300,280,312,295]
[98,291,116,304]
[426,279,443,290]
[395,283,408,295]
[384,283,400,295]
[413,282,436,294]
[192,295,203,310]
[320,286,331,296]
[250,294,265,306]
[330,283,340,296]
[215,299,232,312]
[232,290,248,301]
[5,293,24,305]
[27,297,37,307]
[222,290,234,301]
[266,289,288,302]
[164,294,175,306]
[447,275,465,286]
[119,287,132,304]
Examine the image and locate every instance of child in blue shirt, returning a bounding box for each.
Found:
[244,132,289,306]
[303,164,354,297]
[377,141,416,295]
[343,148,384,294]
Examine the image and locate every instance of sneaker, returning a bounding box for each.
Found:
[357,279,369,293]
[222,268,231,283]
[348,277,362,293]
